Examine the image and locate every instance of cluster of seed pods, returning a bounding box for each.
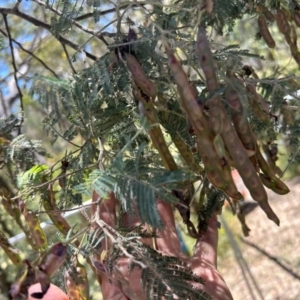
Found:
[257,4,300,67]
[166,26,292,227]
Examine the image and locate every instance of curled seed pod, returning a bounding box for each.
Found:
[124,53,157,99]
[276,9,291,35]
[258,16,276,48]
[22,207,47,250]
[0,230,22,265]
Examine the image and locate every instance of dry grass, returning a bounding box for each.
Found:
[218,176,300,300]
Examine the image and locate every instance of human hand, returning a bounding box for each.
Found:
[92,192,233,300]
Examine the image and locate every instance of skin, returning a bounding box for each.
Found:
[94,194,233,300]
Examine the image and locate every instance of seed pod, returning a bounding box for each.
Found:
[0,230,22,265]
[197,27,222,135]
[256,144,290,195]
[246,83,269,122]
[276,9,291,36]
[262,6,275,22]
[165,45,241,199]
[43,199,71,235]
[293,11,300,27]
[262,143,282,176]
[124,53,157,99]
[22,206,47,250]
[134,89,178,171]
[39,242,68,277]
[258,16,276,48]
[205,0,213,13]
[171,135,204,173]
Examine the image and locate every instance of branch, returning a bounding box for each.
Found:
[0,28,59,78]
[74,3,143,21]
[2,13,24,134]
[61,43,77,74]
[0,7,98,61]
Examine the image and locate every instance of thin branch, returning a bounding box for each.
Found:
[0,28,59,78]
[0,7,98,61]
[2,13,24,134]
[61,43,77,74]
[74,3,143,21]
[241,238,300,281]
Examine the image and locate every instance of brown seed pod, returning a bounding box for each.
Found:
[197,27,222,135]
[205,0,214,14]
[165,45,242,199]
[293,11,300,27]
[246,83,270,122]
[262,6,275,22]
[258,16,276,48]
[134,89,178,171]
[124,53,157,99]
[225,78,258,171]
[171,136,203,173]
[276,9,291,36]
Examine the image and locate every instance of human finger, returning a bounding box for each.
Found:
[27,283,68,300]
[155,200,182,256]
[122,203,153,247]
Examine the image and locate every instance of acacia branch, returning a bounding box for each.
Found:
[0,7,98,61]
[0,28,59,78]
[2,13,24,134]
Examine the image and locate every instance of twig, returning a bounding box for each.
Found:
[241,238,300,281]
[2,13,24,134]
[0,28,59,78]
[0,7,98,61]
[61,43,77,74]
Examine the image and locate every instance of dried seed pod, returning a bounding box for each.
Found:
[276,9,291,36]
[293,11,300,27]
[262,143,282,176]
[225,78,258,171]
[134,89,178,171]
[39,242,68,277]
[262,6,275,22]
[43,199,71,235]
[197,27,222,135]
[0,230,22,265]
[22,206,47,250]
[258,16,276,48]
[171,136,204,173]
[246,83,269,122]
[256,144,290,195]
[166,45,242,200]
[124,53,157,99]
[205,0,213,13]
